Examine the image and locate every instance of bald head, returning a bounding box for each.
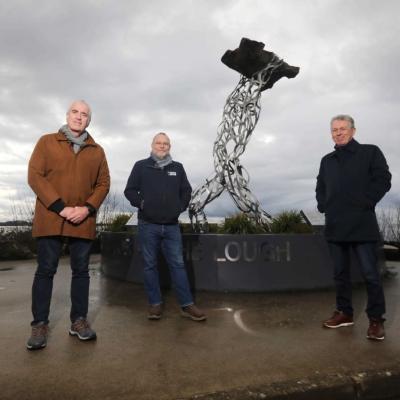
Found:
[151,132,171,159]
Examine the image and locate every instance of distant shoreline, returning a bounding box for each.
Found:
[0,221,31,227]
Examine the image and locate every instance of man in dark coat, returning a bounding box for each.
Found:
[124,132,206,321]
[316,114,391,341]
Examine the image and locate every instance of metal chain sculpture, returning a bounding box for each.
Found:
[189,38,300,233]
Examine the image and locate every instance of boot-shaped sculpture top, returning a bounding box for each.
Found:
[221,37,299,90]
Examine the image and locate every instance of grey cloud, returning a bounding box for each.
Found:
[0,0,399,221]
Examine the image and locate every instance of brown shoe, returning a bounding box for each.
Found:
[181,304,206,321]
[148,304,162,320]
[323,310,354,328]
[367,318,385,341]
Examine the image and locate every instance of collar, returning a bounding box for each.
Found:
[327,139,359,159]
[334,138,359,153]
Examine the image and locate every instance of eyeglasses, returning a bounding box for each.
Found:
[331,127,351,134]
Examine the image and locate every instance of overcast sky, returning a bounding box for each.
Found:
[0,0,399,222]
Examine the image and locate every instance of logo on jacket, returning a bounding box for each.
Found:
[167,171,177,176]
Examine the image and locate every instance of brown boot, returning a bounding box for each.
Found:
[367,318,385,341]
[181,304,206,321]
[69,318,97,341]
[26,322,49,350]
[148,304,162,320]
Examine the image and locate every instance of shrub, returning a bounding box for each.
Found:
[270,210,312,234]
[0,229,36,260]
[218,213,268,234]
[105,213,132,232]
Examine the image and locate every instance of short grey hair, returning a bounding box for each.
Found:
[152,132,170,143]
[67,100,92,124]
[330,114,355,129]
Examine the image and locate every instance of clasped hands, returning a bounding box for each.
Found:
[59,206,89,224]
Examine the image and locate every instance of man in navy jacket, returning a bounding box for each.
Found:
[124,132,206,321]
[316,114,391,340]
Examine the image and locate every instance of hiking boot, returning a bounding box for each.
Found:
[367,318,385,341]
[69,317,97,341]
[26,322,49,350]
[323,310,354,328]
[181,304,207,321]
[148,304,162,320]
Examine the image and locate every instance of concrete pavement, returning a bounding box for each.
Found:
[0,255,399,400]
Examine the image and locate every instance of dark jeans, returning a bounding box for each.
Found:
[31,236,92,326]
[137,221,193,307]
[328,241,385,319]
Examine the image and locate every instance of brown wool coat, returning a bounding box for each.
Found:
[28,132,110,239]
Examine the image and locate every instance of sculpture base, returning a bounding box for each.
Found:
[100,233,384,292]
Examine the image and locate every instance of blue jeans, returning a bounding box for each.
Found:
[137,221,193,307]
[31,236,92,325]
[328,241,385,319]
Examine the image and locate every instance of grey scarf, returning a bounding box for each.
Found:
[151,152,173,169]
[59,124,88,154]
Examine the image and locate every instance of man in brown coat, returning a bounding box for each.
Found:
[26,100,110,350]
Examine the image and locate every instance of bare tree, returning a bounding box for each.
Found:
[9,195,35,231]
[97,191,132,232]
[377,205,400,243]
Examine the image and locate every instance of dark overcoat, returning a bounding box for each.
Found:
[28,132,110,239]
[316,139,391,242]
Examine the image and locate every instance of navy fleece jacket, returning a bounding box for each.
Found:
[124,157,192,224]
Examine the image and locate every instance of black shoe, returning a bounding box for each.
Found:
[27,322,48,350]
